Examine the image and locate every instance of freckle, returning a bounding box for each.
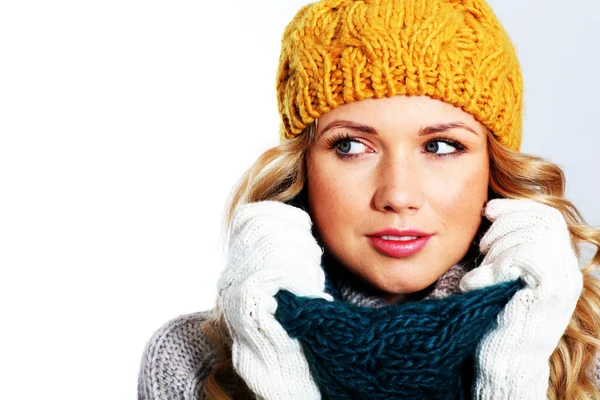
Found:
[250,311,253,317]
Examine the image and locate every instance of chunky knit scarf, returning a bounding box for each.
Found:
[273,251,522,399]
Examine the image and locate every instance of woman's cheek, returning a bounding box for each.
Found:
[426,162,488,227]
[309,162,370,243]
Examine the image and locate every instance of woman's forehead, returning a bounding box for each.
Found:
[316,95,486,136]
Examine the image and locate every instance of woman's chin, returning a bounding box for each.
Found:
[367,274,438,298]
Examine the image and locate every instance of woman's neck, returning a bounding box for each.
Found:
[321,244,481,307]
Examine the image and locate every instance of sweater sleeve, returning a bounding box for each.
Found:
[137,310,217,400]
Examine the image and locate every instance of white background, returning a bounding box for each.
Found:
[1,1,598,398]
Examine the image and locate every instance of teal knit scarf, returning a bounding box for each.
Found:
[273,252,521,399]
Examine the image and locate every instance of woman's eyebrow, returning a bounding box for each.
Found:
[318,120,478,137]
[419,122,479,136]
[318,120,377,137]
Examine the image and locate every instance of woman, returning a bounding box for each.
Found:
[138,0,600,398]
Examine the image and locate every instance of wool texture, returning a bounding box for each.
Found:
[273,250,522,400]
[137,253,600,399]
[276,0,523,150]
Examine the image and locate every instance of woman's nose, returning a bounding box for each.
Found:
[372,156,425,214]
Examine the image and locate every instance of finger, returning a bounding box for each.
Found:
[480,226,549,261]
[484,198,559,222]
[459,265,493,292]
[233,215,321,264]
[243,267,330,303]
[504,241,566,289]
[231,201,313,236]
[234,213,305,245]
[459,260,522,292]
[479,213,548,253]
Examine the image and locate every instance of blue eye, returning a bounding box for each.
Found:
[337,139,366,155]
[425,140,458,154]
[423,138,467,158]
[325,132,369,160]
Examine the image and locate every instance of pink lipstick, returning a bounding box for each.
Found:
[367,228,433,258]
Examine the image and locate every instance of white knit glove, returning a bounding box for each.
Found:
[217,200,332,400]
[460,198,583,399]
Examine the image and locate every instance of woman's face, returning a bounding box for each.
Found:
[306,95,489,300]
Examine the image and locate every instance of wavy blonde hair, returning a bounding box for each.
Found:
[202,122,600,399]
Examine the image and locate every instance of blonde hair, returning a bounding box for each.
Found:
[202,122,600,399]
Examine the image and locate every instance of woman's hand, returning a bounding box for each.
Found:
[217,200,332,400]
[460,198,583,399]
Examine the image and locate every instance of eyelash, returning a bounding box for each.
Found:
[325,132,467,160]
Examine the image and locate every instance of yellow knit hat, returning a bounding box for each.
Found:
[277,0,523,151]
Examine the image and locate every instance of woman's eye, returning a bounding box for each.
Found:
[425,140,457,155]
[337,139,366,155]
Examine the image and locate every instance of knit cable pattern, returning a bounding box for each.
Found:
[277,0,523,150]
[274,279,522,400]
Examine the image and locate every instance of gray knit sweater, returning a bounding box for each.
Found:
[138,256,600,399]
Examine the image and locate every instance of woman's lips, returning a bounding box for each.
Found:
[367,235,433,258]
